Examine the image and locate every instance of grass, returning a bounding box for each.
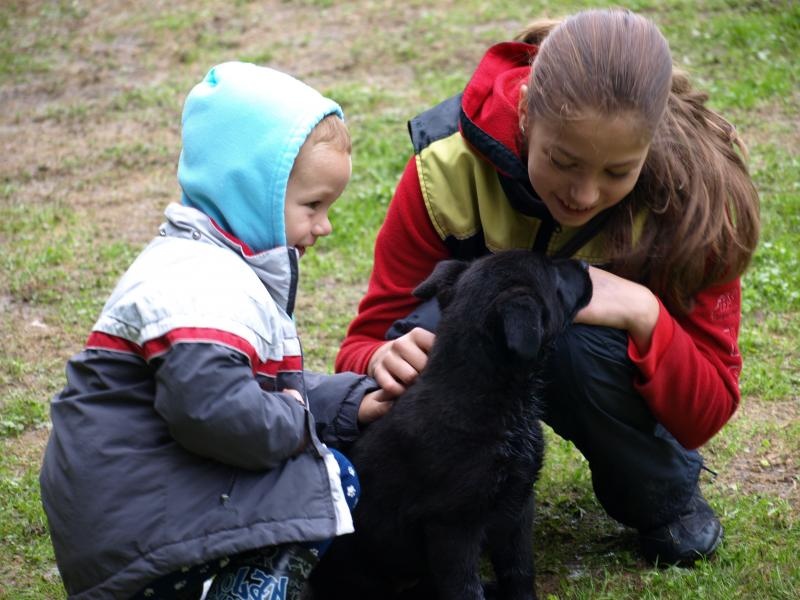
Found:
[1,0,798,598]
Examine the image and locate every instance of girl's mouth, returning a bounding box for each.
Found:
[555,195,595,214]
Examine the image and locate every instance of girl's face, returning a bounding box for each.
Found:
[519,86,651,227]
[284,142,351,257]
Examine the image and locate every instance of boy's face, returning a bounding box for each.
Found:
[284,141,351,257]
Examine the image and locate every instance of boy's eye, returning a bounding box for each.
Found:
[305,201,321,210]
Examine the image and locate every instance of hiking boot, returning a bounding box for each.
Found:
[639,489,723,566]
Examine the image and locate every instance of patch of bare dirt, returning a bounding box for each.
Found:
[0,0,479,477]
[1,0,481,248]
[1,0,494,376]
[717,397,800,510]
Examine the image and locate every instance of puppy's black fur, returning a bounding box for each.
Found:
[310,251,592,600]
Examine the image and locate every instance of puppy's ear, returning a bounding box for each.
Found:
[499,296,543,361]
[413,259,469,308]
[553,259,593,318]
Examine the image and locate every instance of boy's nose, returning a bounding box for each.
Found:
[313,217,333,237]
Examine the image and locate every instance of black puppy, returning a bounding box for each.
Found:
[309,250,592,600]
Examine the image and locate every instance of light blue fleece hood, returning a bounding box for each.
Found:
[178,62,343,252]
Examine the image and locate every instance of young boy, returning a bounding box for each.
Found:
[39,62,389,600]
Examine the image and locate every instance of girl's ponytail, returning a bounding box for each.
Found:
[627,69,760,312]
[514,18,562,46]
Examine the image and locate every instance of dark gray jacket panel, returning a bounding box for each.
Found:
[41,347,376,599]
[153,342,307,470]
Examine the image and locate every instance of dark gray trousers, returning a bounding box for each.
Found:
[387,301,702,531]
[542,324,701,531]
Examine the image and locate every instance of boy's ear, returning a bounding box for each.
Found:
[553,259,593,319]
[413,259,469,308]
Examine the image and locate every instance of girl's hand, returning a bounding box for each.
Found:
[574,266,660,353]
[367,327,435,396]
[358,388,396,425]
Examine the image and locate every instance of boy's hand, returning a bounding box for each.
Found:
[283,388,306,406]
[367,327,435,396]
[358,388,396,425]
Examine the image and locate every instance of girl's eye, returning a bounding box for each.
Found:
[549,154,575,170]
[606,170,630,179]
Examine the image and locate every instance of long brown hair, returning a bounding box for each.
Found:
[517,9,760,313]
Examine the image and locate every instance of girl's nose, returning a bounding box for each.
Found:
[569,176,600,207]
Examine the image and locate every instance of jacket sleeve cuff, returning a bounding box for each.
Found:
[305,371,380,446]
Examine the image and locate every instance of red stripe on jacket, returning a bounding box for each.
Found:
[87,329,302,376]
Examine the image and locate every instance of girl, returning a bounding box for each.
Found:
[336,9,759,566]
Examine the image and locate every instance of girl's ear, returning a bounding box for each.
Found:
[518,84,530,134]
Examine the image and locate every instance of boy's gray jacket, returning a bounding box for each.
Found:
[39,204,376,599]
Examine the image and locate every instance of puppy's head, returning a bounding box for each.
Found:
[414,251,592,362]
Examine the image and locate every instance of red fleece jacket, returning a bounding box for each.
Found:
[336,42,743,450]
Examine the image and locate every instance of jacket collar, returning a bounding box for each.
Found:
[458,42,633,259]
[458,41,537,181]
[160,203,298,315]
